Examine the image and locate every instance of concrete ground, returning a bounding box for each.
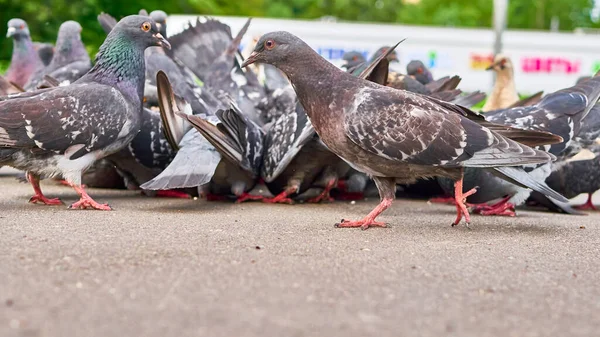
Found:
[1,168,599,337]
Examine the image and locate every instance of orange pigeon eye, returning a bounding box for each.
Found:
[20,24,25,29]
[265,39,275,50]
[141,22,151,32]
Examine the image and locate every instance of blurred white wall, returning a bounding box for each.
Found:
[168,15,600,93]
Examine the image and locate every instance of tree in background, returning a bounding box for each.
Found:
[0,0,598,65]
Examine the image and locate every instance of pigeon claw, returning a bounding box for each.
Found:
[28,195,64,206]
[471,197,516,217]
[573,194,597,211]
[68,198,112,211]
[235,193,264,203]
[334,218,388,230]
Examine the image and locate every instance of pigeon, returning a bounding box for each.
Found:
[341,51,366,70]
[260,44,404,204]
[0,75,24,96]
[543,149,600,211]
[0,15,170,210]
[5,18,45,88]
[25,21,92,90]
[242,31,566,229]
[437,76,600,216]
[406,60,434,85]
[140,72,242,199]
[174,101,265,202]
[149,10,168,36]
[167,17,234,81]
[34,42,55,66]
[97,11,222,121]
[482,54,520,112]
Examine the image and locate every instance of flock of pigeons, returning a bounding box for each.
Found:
[1,10,599,229]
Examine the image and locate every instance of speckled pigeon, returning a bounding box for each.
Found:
[140,73,246,200]
[0,15,170,210]
[437,76,600,216]
[242,31,567,229]
[25,21,92,90]
[5,18,45,88]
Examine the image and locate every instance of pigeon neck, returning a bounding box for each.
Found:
[281,50,346,119]
[10,36,40,69]
[487,69,519,109]
[84,34,146,106]
[51,37,90,68]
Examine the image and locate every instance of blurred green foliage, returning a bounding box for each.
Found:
[1,0,598,62]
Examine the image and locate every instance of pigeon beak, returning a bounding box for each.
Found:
[485,61,501,71]
[154,33,171,50]
[241,51,259,68]
[6,27,16,38]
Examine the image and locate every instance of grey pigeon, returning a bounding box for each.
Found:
[174,101,265,202]
[437,76,600,215]
[406,60,434,85]
[0,15,170,210]
[5,18,44,87]
[140,73,236,199]
[543,150,600,211]
[25,21,92,90]
[341,51,366,70]
[167,17,234,81]
[242,31,567,229]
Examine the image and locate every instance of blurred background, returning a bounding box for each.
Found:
[2,0,600,92]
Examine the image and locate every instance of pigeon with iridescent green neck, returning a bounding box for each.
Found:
[0,15,170,210]
[5,18,45,88]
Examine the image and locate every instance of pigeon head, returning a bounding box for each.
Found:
[406,60,426,76]
[6,18,30,39]
[150,10,168,36]
[486,54,513,72]
[342,51,366,69]
[105,15,170,52]
[85,15,171,101]
[407,60,433,84]
[241,31,307,69]
[46,20,89,68]
[57,21,82,42]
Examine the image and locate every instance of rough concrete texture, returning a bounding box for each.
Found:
[1,168,599,337]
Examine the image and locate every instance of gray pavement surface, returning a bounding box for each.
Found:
[1,168,599,337]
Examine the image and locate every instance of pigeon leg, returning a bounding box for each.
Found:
[27,172,64,205]
[335,177,395,230]
[263,186,297,204]
[154,190,191,199]
[235,192,264,203]
[472,196,516,217]
[452,174,478,227]
[58,179,86,188]
[307,178,336,203]
[68,184,112,210]
[574,194,597,211]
